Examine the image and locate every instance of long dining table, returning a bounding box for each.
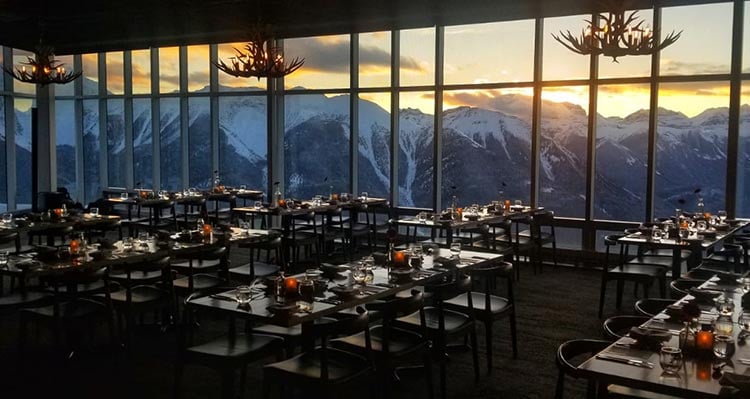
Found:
[579,274,750,398]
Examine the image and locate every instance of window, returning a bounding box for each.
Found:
[736,81,750,217]
[56,100,76,196]
[14,99,32,209]
[83,99,100,203]
[132,49,152,95]
[400,28,435,87]
[0,98,6,210]
[359,32,391,88]
[597,10,653,79]
[398,91,434,208]
[159,47,180,94]
[82,53,99,96]
[55,55,75,97]
[106,52,124,95]
[284,94,350,199]
[284,35,350,90]
[188,97,211,188]
[543,15,590,81]
[217,42,267,91]
[133,98,153,188]
[160,98,181,191]
[218,96,267,190]
[187,45,209,92]
[358,93,391,200]
[107,99,125,187]
[744,1,750,73]
[12,50,35,95]
[441,88,532,207]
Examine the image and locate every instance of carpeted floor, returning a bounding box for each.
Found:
[0,253,644,399]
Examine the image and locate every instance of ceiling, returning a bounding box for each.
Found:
[0,0,726,55]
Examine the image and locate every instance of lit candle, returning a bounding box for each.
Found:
[696,360,711,381]
[70,239,80,255]
[202,223,212,237]
[285,276,298,296]
[393,250,406,266]
[695,329,714,351]
[54,208,63,217]
[504,200,511,212]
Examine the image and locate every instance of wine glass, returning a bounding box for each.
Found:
[360,191,369,202]
[2,213,12,224]
[659,346,683,376]
[90,207,99,218]
[739,313,750,338]
[352,264,367,293]
[449,242,462,258]
[718,210,728,223]
[713,335,733,360]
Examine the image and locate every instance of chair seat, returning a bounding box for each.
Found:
[607,384,683,398]
[333,325,426,358]
[110,285,166,304]
[23,298,107,319]
[186,333,283,363]
[518,229,554,242]
[252,324,302,338]
[630,255,679,268]
[0,291,53,311]
[172,258,222,271]
[228,262,280,279]
[173,274,224,291]
[396,308,473,335]
[264,347,370,383]
[110,270,163,283]
[609,263,666,279]
[444,292,512,317]
[52,280,114,295]
[644,248,691,260]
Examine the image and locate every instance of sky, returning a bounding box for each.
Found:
[42,1,750,119]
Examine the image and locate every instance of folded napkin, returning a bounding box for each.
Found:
[434,256,458,268]
[716,271,740,283]
[688,287,722,304]
[628,327,671,351]
[719,372,750,397]
[742,292,750,309]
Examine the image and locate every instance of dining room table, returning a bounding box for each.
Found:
[618,219,750,280]
[578,272,750,398]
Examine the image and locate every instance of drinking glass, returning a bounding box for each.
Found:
[417,212,427,223]
[254,201,263,210]
[352,265,367,293]
[360,191,369,202]
[0,251,8,268]
[239,184,247,190]
[739,313,750,336]
[122,237,134,252]
[715,315,734,336]
[651,228,662,241]
[713,335,733,360]
[120,192,129,200]
[449,242,462,258]
[2,213,12,224]
[716,296,735,316]
[514,200,523,207]
[298,279,315,313]
[659,346,683,375]
[90,207,99,217]
[235,285,253,304]
[718,210,728,223]
[696,220,707,231]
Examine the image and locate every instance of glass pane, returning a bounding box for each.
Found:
[538,86,589,218]
[133,99,153,188]
[284,35,350,90]
[359,32,391,88]
[188,97,211,188]
[597,9,653,79]
[0,47,3,92]
[441,88,532,207]
[82,53,99,96]
[13,49,35,95]
[107,99,125,188]
[14,99,32,209]
[739,81,750,217]
[556,227,582,250]
[544,15,591,81]
[284,94,350,199]
[83,99,100,204]
[55,55,75,97]
[0,98,6,210]
[745,1,750,73]
[660,3,732,76]
[444,20,535,84]
[655,82,729,217]
[159,47,180,94]
[218,95,267,190]
[187,45,209,92]
[399,91,433,208]
[160,98,181,191]
[106,52,124,95]
[595,84,651,221]
[56,100,76,197]
[358,93,391,199]
[217,42,267,91]
[132,49,152,95]
[400,28,435,87]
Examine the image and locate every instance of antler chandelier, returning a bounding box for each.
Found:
[3,44,81,85]
[552,1,681,63]
[214,24,304,80]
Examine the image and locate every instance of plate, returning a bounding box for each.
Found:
[330,285,357,300]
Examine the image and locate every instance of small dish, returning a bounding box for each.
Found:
[267,303,298,317]
[330,285,357,300]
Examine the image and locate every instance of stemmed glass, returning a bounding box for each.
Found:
[352,263,367,294]
[739,313,750,339]
[713,335,733,360]
[718,210,728,223]
[449,242,462,258]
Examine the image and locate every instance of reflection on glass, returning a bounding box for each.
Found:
[358,93,390,200]
[187,45,209,92]
[444,20,534,84]
[737,82,750,217]
[0,99,6,210]
[660,3,732,76]
[400,28,435,87]
[55,55,75,96]
[217,42,267,91]
[359,32,391,88]
[160,98,181,191]
[188,97,210,187]
[107,99,125,187]
[132,49,151,94]
[14,99,32,209]
[106,52,124,95]
[218,96,267,189]
[543,15,590,81]
[82,53,99,96]
[656,82,728,217]
[539,87,589,218]
[159,47,180,94]
[441,89,532,207]
[12,50,35,95]
[284,94,350,199]
[284,35,350,90]
[56,100,76,196]
[0,46,3,92]
[745,2,750,73]
[83,99,100,203]
[133,98,153,188]
[595,84,650,221]
[597,9,653,79]
[399,91,433,208]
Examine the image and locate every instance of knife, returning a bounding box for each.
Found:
[596,354,654,369]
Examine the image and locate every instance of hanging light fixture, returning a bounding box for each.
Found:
[214,24,304,80]
[551,1,681,63]
[4,43,81,85]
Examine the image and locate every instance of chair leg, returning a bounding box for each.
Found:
[470,328,480,381]
[220,370,235,399]
[659,276,666,298]
[509,313,518,359]
[615,280,624,310]
[423,352,434,399]
[484,322,493,371]
[552,240,559,268]
[598,279,607,319]
[173,362,183,399]
[554,370,565,399]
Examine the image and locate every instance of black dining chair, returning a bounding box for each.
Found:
[634,298,675,318]
[602,315,649,341]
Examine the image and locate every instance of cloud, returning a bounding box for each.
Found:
[660,59,730,75]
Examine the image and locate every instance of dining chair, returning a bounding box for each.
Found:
[288,210,322,267]
[555,339,610,399]
[176,197,207,230]
[669,278,705,299]
[0,231,21,295]
[634,298,675,317]
[262,307,374,399]
[172,246,229,298]
[444,261,517,372]
[332,290,434,399]
[602,315,649,341]
[175,287,284,399]
[598,235,668,318]
[519,210,558,269]
[230,235,284,281]
[132,200,178,234]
